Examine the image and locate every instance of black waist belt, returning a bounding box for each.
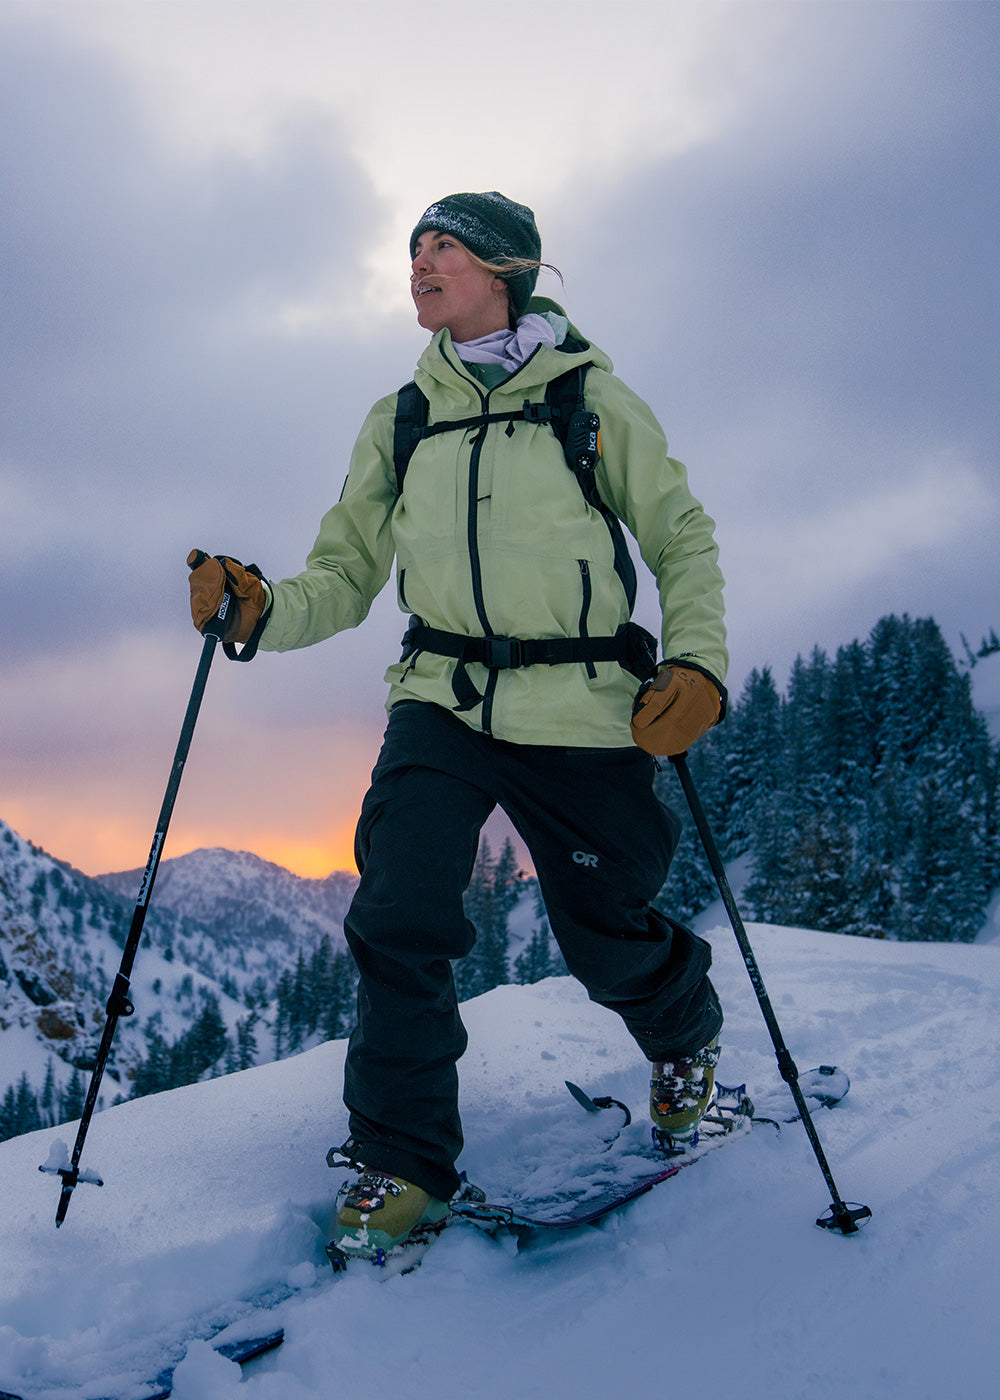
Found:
[401,618,657,712]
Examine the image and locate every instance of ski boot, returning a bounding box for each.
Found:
[327,1167,450,1270]
[649,1036,721,1152]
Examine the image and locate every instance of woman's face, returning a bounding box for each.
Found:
[410,231,510,342]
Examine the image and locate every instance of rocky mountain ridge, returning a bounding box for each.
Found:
[0,818,357,1127]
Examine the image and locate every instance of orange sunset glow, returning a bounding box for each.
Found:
[3,794,364,881]
[3,699,384,879]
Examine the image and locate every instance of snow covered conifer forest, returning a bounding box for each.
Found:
[657,613,999,940]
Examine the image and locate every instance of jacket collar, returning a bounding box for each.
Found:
[413,299,614,407]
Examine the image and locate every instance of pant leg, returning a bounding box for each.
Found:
[342,703,495,1201]
[496,744,724,1061]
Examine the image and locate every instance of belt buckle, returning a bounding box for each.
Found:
[484,636,523,669]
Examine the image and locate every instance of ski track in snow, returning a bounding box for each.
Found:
[1,923,999,1400]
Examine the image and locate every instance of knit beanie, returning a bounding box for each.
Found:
[409,192,542,316]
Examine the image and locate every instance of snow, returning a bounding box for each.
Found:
[1,922,999,1399]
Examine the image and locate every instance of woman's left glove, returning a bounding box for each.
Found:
[630,665,724,757]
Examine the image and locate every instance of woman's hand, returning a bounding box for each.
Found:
[187,549,268,643]
[630,665,722,757]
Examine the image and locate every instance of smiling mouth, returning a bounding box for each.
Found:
[413,281,441,297]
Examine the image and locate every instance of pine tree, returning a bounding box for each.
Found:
[0,1085,18,1142]
[273,970,294,1060]
[456,839,513,998]
[654,733,728,923]
[319,951,358,1042]
[132,1024,173,1097]
[233,1013,259,1071]
[290,949,312,1050]
[785,647,832,789]
[61,1069,85,1122]
[14,1074,42,1135]
[726,667,784,851]
[826,640,874,796]
[40,1059,58,1127]
[492,838,522,923]
[308,936,335,1040]
[744,787,797,924]
[187,995,229,1080]
[513,925,567,984]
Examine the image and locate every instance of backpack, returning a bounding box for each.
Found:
[390,357,657,711]
[391,362,638,611]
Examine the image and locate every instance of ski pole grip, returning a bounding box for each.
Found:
[187,549,236,642]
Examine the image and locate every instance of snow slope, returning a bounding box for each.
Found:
[1,921,998,1400]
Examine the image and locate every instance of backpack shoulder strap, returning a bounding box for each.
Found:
[543,362,586,448]
[392,381,429,495]
[545,363,638,614]
[391,363,638,614]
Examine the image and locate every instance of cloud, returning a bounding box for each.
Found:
[3,2,998,875]
[546,4,1000,683]
[0,17,407,655]
[723,447,996,606]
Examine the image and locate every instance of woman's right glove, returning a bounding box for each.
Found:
[187,549,271,659]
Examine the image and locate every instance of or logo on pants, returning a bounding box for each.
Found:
[572,850,599,868]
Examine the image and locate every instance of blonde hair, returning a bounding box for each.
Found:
[467,250,564,328]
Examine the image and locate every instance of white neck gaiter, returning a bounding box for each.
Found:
[454,313,566,372]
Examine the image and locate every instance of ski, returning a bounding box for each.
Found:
[141,1329,285,1400]
[321,1066,853,1274]
[452,1065,851,1234]
[0,1327,285,1400]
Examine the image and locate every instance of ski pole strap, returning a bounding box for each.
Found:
[400,618,657,712]
[222,599,272,663]
[215,558,273,663]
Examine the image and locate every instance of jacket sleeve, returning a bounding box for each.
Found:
[587,370,728,685]
[259,396,399,652]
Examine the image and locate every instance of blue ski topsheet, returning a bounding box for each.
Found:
[452,1066,849,1230]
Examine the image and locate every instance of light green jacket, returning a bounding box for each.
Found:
[262,301,727,747]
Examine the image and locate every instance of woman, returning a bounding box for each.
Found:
[189,192,729,1264]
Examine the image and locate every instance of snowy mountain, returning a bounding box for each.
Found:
[1,918,997,1400]
[97,849,358,956]
[0,822,358,1125]
[0,821,236,1107]
[2,820,552,1137]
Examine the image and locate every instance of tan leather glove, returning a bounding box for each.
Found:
[187,549,268,644]
[630,665,723,757]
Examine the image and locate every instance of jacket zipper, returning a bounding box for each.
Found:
[468,414,499,734]
[451,340,545,637]
[440,347,498,733]
[466,419,493,636]
[439,342,546,737]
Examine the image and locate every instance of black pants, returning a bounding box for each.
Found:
[342,700,723,1201]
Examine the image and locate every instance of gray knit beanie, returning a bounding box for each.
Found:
[409,192,542,317]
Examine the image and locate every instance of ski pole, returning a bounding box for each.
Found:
[41,560,234,1227]
[669,752,872,1236]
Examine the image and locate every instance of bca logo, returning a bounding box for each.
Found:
[572,850,599,868]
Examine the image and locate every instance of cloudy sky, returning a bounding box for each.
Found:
[3,1,997,879]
